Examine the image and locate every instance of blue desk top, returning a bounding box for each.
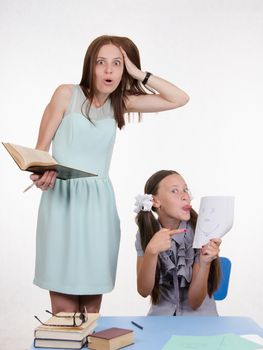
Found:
[30,316,263,350]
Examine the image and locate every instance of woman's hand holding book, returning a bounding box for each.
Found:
[30,170,57,191]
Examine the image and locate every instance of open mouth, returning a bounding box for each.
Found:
[104,79,113,84]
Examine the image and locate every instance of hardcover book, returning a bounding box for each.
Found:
[34,336,87,349]
[2,142,97,180]
[88,327,134,350]
[34,312,99,341]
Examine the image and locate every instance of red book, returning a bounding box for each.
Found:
[88,327,134,350]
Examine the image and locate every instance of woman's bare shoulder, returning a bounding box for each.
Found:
[49,84,76,106]
[53,84,75,97]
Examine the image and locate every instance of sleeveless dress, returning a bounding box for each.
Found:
[33,85,121,295]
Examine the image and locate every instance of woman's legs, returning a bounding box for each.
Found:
[80,295,102,313]
[49,291,102,313]
[49,291,79,313]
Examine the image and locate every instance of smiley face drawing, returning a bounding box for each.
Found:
[193,196,234,248]
[199,206,220,237]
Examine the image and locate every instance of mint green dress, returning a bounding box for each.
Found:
[33,85,120,295]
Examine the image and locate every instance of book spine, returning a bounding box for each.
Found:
[34,337,87,349]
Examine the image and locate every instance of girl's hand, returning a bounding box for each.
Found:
[30,170,57,191]
[200,238,221,265]
[120,47,144,81]
[146,227,186,255]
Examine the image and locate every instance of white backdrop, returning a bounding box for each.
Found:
[1,0,263,348]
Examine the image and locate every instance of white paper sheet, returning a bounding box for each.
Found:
[192,196,234,248]
[241,334,263,346]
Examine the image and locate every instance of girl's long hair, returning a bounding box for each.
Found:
[136,170,221,304]
[80,35,152,129]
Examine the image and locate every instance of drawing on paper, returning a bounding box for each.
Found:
[192,196,234,248]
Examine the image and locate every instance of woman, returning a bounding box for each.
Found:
[135,170,221,315]
[31,35,189,314]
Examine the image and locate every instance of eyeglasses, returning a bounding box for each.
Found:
[172,188,194,200]
[34,309,88,327]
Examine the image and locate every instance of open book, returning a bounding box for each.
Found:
[192,196,234,248]
[2,142,97,180]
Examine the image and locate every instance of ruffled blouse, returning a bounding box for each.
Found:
[158,221,196,311]
[135,221,218,316]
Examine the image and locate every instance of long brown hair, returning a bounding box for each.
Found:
[136,170,221,304]
[79,35,151,129]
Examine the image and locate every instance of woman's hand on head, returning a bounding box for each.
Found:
[200,238,221,265]
[120,47,144,81]
[146,227,186,256]
[30,170,57,191]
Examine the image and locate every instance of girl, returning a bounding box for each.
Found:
[30,36,189,314]
[135,170,221,315]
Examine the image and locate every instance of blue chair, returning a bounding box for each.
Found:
[214,257,231,301]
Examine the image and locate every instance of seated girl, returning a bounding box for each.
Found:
[134,170,221,316]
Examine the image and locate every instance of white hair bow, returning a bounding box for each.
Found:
[134,194,153,213]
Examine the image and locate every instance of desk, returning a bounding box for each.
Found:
[30,316,263,350]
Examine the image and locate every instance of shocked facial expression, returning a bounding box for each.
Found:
[94,44,124,97]
[154,174,192,223]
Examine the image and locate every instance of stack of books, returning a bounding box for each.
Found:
[33,312,99,349]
